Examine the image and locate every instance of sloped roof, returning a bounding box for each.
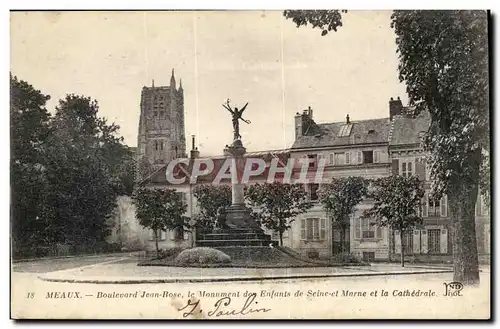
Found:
[291,118,391,149]
[389,111,431,146]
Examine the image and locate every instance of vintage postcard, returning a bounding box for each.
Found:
[10,10,490,319]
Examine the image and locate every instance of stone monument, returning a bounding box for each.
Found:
[221,100,259,229]
[195,99,271,247]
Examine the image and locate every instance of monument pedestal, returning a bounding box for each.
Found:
[195,139,272,248]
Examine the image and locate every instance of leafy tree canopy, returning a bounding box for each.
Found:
[246,182,312,246]
[363,175,425,231]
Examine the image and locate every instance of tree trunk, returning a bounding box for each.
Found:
[450,181,480,285]
[400,230,405,267]
[279,231,283,247]
[154,230,159,259]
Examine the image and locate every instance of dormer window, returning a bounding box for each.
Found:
[368,129,375,134]
[338,124,353,137]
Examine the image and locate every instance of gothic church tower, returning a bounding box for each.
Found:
[137,69,186,177]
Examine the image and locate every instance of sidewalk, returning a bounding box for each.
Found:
[37,259,455,284]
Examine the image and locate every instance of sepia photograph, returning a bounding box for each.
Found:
[9,9,491,319]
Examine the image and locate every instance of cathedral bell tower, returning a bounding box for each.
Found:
[136,69,186,178]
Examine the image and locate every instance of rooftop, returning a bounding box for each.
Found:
[292,117,391,149]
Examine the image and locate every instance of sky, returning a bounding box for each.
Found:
[10,10,408,156]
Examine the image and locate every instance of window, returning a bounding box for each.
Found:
[361,218,375,238]
[153,111,158,117]
[160,111,165,118]
[401,161,414,177]
[329,153,334,165]
[362,151,373,164]
[403,230,413,255]
[362,252,375,262]
[337,124,353,137]
[154,140,158,150]
[307,154,317,168]
[428,229,441,254]
[307,184,319,201]
[177,192,187,206]
[345,152,351,165]
[160,141,164,151]
[174,226,184,240]
[428,198,440,217]
[355,218,381,240]
[334,152,344,166]
[300,218,326,241]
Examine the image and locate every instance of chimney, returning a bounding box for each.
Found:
[294,106,316,139]
[346,114,350,124]
[190,135,200,159]
[389,96,403,120]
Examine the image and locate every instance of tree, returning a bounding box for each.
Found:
[246,182,312,246]
[283,10,346,36]
[284,9,489,285]
[10,74,52,250]
[391,11,488,283]
[133,187,188,256]
[363,175,425,267]
[318,177,368,254]
[192,184,232,230]
[43,95,129,246]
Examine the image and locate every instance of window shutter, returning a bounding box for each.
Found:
[159,230,166,241]
[320,218,326,240]
[440,195,447,217]
[391,159,399,175]
[416,159,425,180]
[425,162,431,181]
[413,230,421,253]
[422,194,428,217]
[300,219,306,240]
[357,151,363,164]
[440,229,448,254]
[345,152,351,165]
[394,231,401,254]
[421,230,428,253]
[354,218,361,239]
[148,229,155,241]
[183,230,188,240]
[376,226,382,239]
[329,153,334,165]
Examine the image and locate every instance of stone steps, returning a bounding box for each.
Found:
[197,239,273,247]
[195,227,273,247]
[197,232,271,241]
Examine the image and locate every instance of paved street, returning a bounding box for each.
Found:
[11,253,138,273]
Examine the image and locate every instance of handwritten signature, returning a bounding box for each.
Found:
[177,293,271,318]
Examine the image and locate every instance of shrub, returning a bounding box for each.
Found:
[175,247,231,265]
